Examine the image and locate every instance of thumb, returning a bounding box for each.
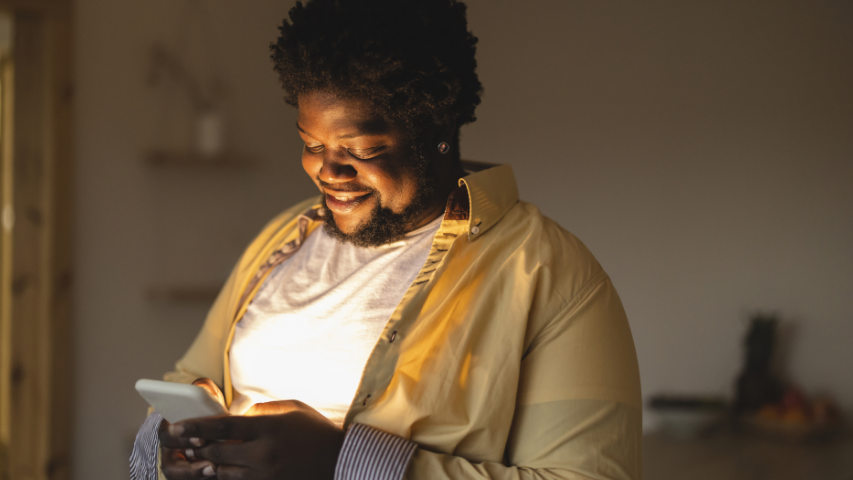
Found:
[192,378,226,408]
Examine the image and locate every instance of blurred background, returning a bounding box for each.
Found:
[0,0,850,479]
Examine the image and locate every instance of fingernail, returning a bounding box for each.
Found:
[190,437,202,447]
[185,448,195,459]
[169,424,184,436]
[202,465,215,477]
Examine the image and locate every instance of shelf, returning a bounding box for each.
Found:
[644,428,853,480]
[144,150,255,168]
[146,285,221,304]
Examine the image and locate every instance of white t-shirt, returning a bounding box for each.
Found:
[228,215,443,424]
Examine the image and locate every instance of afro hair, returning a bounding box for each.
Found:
[270,0,483,134]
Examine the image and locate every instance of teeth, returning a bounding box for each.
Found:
[335,196,352,201]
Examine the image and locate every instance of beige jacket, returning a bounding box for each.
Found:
[164,165,642,480]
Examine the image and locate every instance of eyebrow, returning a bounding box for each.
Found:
[297,124,364,140]
[297,119,390,140]
[296,124,316,138]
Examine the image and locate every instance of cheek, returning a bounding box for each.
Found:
[373,166,420,210]
[302,150,321,181]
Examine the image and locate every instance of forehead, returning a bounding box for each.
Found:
[297,91,391,138]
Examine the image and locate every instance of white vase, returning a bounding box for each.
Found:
[196,109,224,157]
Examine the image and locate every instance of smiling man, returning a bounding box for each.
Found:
[130,1,642,480]
[297,92,465,248]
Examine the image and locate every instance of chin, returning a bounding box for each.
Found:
[329,213,365,235]
[320,193,425,248]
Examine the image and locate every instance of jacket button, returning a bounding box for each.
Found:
[390,331,397,342]
[471,226,480,235]
[362,394,371,406]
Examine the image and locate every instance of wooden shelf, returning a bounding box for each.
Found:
[144,150,255,168]
[146,285,221,304]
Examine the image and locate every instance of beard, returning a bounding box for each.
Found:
[321,140,437,248]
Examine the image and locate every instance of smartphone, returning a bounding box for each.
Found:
[135,379,228,423]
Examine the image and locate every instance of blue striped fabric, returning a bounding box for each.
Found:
[335,423,418,480]
[129,411,164,480]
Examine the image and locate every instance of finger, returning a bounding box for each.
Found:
[214,464,251,480]
[160,420,206,449]
[161,458,217,480]
[191,462,216,479]
[162,447,186,465]
[160,435,205,449]
[189,440,254,466]
[172,415,261,441]
[192,378,226,407]
[244,399,304,416]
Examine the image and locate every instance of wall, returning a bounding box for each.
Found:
[462,0,852,423]
[73,1,313,479]
[73,0,853,478]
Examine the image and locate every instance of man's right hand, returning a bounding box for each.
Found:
[158,378,226,479]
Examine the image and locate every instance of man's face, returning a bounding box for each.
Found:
[297,91,438,247]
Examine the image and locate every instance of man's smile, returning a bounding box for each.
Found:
[299,91,449,246]
[324,190,374,215]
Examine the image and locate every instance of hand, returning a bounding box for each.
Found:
[158,378,227,479]
[168,400,344,480]
[192,377,227,409]
[243,399,306,417]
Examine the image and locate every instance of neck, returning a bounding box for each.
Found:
[410,160,467,230]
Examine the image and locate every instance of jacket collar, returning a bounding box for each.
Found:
[304,164,519,241]
[445,164,519,241]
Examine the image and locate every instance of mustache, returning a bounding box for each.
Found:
[317,178,373,193]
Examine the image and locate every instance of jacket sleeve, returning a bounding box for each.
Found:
[402,274,643,480]
[404,401,641,480]
[129,411,164,480]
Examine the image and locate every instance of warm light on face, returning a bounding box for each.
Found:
[296,91,441,247]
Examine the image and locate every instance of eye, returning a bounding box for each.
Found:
[347,146,386,160]
[305,144,324,153]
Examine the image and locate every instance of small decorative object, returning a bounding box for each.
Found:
[145,1,234,161]
[648,395,728,439]
[147,43,229,158]
[195,108,224,157]
[733,313,784,415]
[734,313,844,442]
[743,386,843,442]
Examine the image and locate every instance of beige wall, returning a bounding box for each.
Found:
[73,0,852,478]
[73,1,311,478]
[462,0,853,422]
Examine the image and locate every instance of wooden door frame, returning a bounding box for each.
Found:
[0,0,73,479]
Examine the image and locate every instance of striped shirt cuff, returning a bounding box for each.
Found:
[334,423,418,480]
[129,411,164,480]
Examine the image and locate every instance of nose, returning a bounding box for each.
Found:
[318,150,357,184]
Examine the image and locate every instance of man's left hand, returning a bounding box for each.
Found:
[170,400,344,480]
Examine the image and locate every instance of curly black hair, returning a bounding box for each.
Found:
[270,0,482,135]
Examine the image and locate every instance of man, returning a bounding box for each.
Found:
[131,1,642,479]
